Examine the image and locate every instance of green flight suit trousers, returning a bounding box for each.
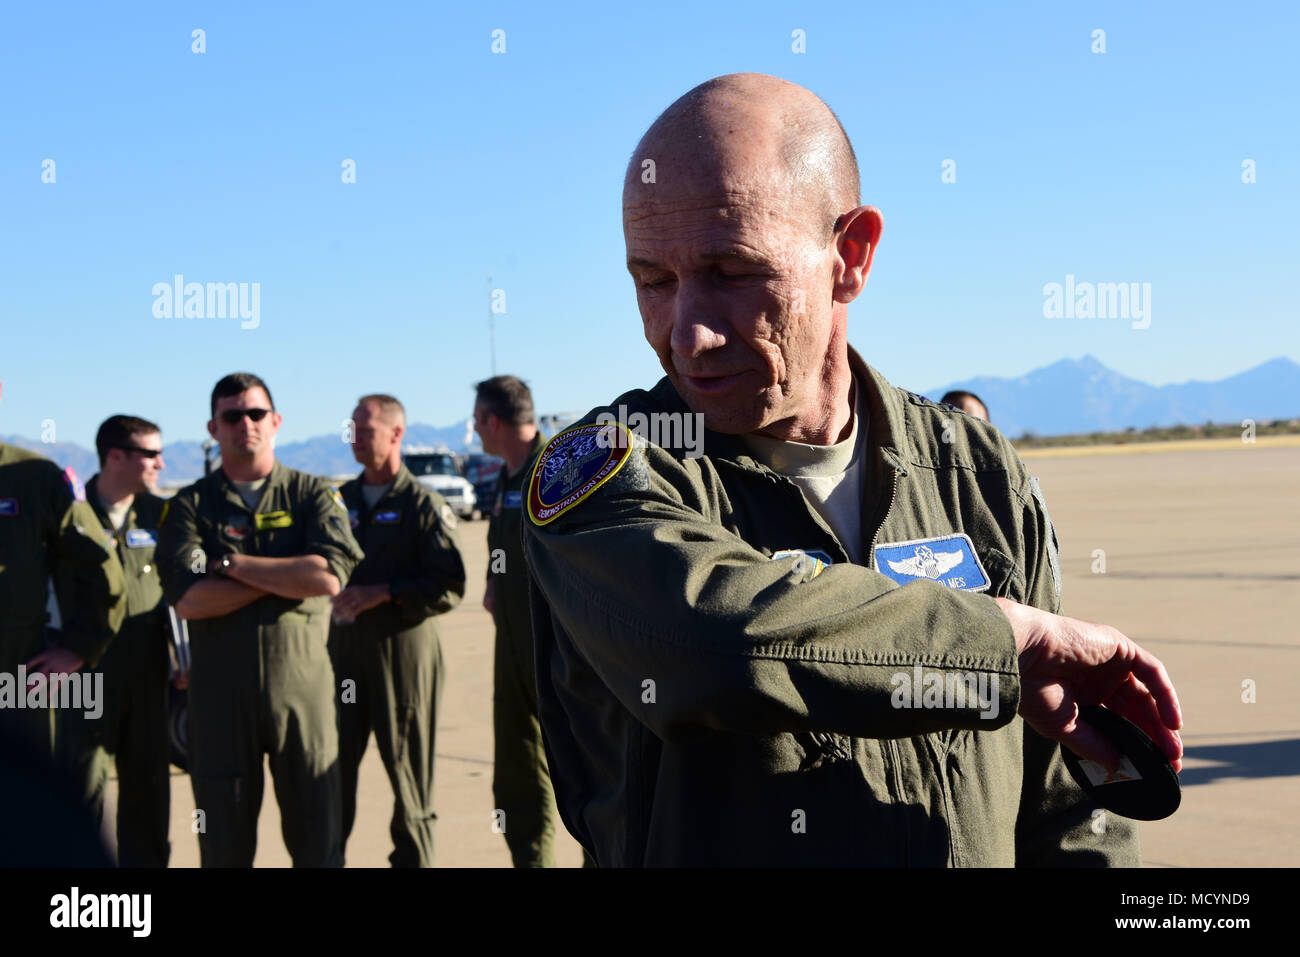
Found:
[59,630,171,867]
[188,619,342,868]
[331,624,443,868]
[492,622,558,868]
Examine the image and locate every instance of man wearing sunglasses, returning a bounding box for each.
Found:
[156,372,364,867]
[58,414,173,866]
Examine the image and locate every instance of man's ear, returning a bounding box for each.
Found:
[833,205,884,304]
[206,419,218,440]
[392,422,405,443]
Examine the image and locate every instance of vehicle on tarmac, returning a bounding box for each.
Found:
[402,447,477,519]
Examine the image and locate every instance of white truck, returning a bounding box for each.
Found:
[401,446,478,519]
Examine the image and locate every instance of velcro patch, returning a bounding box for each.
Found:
[224,514,251,540]
[254,510,294,531]
[528,423,634,526]
[372,509,401,525]
[874,533,990,592]
[62,467,86,502]
[772,549,832,578]
[504,490,522,510]
[0,498,17,517]
[347,508,360,530]
[125,528,157,548]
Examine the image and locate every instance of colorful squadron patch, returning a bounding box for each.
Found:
[527,422,634,526]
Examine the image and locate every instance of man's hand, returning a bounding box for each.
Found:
[995,597,1183,773]
[331,583,391,622]
[483,577,495,617]
[24,647,86,693]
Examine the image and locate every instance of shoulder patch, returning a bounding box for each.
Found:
[62,466,86,502]
[159,500,170,526]
[328,487,347,512]
[439,502,458,530]
[527,422,634,526]
[874,532,990,592]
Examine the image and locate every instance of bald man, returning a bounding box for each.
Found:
[521,73,1182,867]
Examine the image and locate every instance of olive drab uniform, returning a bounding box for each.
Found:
[0,443,125,754]
[156,461,363,867]
[59,474,172,867]
[486,435,561,867]
[522,349,1141,867]
[330,465,465,867]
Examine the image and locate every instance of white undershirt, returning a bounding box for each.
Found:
[362,482,393,509]
[231,477,268,511]
[742,380,870,564]
[98,494,131,532]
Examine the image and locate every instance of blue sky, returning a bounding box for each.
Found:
[2,0,1296,446]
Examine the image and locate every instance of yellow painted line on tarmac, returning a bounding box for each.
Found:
[1017,434,1300,458]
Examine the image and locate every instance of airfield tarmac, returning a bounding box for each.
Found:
[104,439,1299,867]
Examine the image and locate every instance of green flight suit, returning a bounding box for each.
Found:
[156,461,363,868]
[522,350,1141,867]
[0,443,125,755]
[59,475,172,867]
[329,465,465,867]
[485,435,560,867]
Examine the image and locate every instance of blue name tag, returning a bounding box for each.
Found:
[504,490,522,509]
[373,509,401,525]
[0,498,17,516]
[125,528,156,548]
[874,533,990,592]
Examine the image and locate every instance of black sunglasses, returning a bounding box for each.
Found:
[114,445,163,459]
[218,408,272,424]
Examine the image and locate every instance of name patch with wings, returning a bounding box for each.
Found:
[874,532,990,592]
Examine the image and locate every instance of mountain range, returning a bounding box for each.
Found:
[5,356,1296,485]
[924,355,1300,439]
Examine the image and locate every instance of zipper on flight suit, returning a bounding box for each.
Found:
[865,456,909,859]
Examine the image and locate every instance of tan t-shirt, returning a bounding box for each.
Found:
[742,379,869,564]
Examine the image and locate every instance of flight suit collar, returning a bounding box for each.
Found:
[644,346,911,562]
[216,459,288,513]
[84,473,141,534]
[350,462,415,515]
[644,346,910,472]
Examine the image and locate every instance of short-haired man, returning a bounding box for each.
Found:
[473,375,558,867]
[521,74,1182,866]
[940,390,989,423]
[61,415,173,866]
[330,394,465,867]
[157,372,364,867]
[0,380,125,759]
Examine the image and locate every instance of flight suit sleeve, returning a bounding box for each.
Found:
[1014,474,1141,867]
[391,495,466,618]
[45,468,125,667]
[155,490,207,606]
[303,481,364,588]
[523,439,1021,743]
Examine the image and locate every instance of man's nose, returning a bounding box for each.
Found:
[669,284,729,359]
